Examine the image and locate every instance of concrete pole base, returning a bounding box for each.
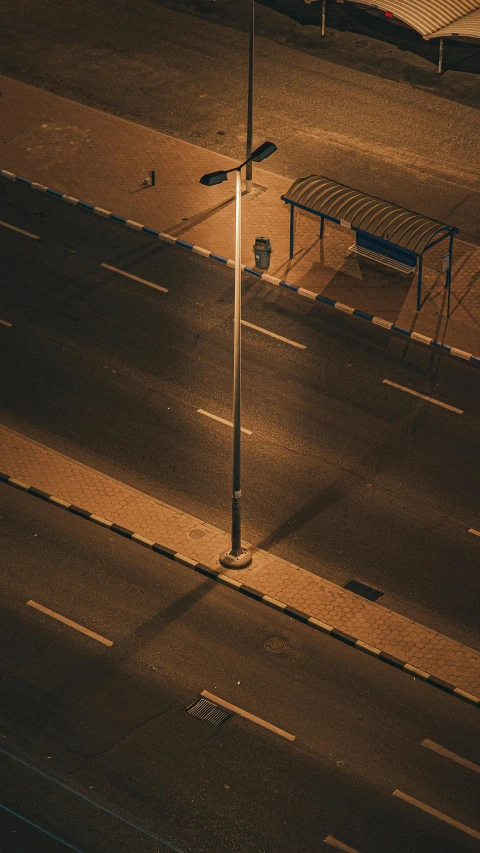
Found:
[219,549,252,569]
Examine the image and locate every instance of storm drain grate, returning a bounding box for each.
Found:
[343,579,384,602]
[187,698,232,727]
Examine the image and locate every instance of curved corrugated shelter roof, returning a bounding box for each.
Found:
[283,175,450,254]
[430,7,480,38]
[352,0,480,38]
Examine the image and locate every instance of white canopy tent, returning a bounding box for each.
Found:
[304,0,480,71]
[351,1,480,37]
[431,7,480,39]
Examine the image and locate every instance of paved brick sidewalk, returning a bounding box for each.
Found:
[1,75,479,356]
[1,423,479,701]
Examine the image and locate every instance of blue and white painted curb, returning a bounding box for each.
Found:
[1,469,479,708]
[2,167,479,369]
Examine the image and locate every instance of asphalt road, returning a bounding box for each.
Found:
[0,0,479,242]
[0,180,479,650]
[1,484,479,852]
[159,0,480,110]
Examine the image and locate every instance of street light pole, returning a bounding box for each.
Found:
[245,0,254,193]
[199,141,277,569]
[219,166,251,568]
[230,167,245,558]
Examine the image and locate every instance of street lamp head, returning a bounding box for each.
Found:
[250,141,277,163]
[199,170,228,186]
[200,143,277,186]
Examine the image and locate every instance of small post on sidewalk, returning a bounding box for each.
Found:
[151,169,156,187]
[321,0,326,37]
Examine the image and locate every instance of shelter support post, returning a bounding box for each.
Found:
[416,256,423,312]
[438,38,444,74]
[289,204,295,259]
[446,231,454,319]
[321,0,326,37]
[320,215,325,240]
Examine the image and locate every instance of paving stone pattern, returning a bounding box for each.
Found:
[0,75,479,356]
[1,424,479,697]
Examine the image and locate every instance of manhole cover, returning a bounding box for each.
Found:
[188,528,206,539]
[264,636,291,654]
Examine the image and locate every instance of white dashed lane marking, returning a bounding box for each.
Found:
[0,220,40,240]
[421,739,480,774]
[0,319,12,327]
[241,319,306,349]
[201,690,295,741]
[100,263,169,293]
[468,528,480,537]
[323,836,363,852]
[197,409,252,435]
[27,600,113,646]
[382,380,463,414]
[393,790,480,841]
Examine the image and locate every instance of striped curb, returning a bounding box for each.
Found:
[2,167,480,370]
[2,469,479,709]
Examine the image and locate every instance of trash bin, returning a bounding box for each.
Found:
[253,237,272,270]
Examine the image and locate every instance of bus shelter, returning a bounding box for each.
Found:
[305,1,480,73]
[281,175,458,317]
[350,0,480,73]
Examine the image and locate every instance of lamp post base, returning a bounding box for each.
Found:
[219,548,252,569]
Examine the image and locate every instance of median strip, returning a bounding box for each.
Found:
[2,168,479,370]
[0,468,478,710]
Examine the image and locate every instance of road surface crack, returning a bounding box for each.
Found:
[62,702,178,783]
